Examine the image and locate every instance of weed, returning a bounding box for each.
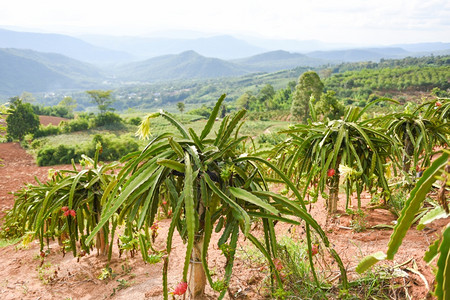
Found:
[20,283,29,295]
[348,209,368,232]
[37,262,56,285]
[110,279,132,296]
[0,237,22,248]
[98,267,117,281]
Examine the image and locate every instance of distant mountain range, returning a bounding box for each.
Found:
[306,48,411,62]
[232,50,329,72]
[0,48,103,95]
[0,28,132,63]
[113,50,250,81]
[0,27,449,96]
[80,34,265,60]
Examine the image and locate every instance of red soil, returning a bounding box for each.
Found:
[0,142,447,299]
[39,115,68,126]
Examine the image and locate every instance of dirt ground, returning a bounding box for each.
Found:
[38,116,68,126]
[0,141,448,299]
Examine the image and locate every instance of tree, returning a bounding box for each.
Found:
[58,96,77,115]
[378,101,449,175]
[176,101,185,113]
[258,84,275,109]
[87,95,348,298]
[314,90,345,120]
[20,91,36,103]
[291,71,324,122]
[86,90,114,114]
[6,97,40,141]
[277,99,396,214]
[0,104,7,134]
[235,92,253,110]
[2,146,118,257]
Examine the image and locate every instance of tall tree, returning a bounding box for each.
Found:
[236,92,253,110]
[291,71,324,122]
[86,90,114,114]
[176,101,185,113]
[258,84,275,109]
[20,91,36,103]
[314,90,345,120]
[58,96,77,115]
[6,97,40,141]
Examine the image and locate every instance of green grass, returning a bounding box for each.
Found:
[28,112,291,166]
[237,234,410,299]
[0,237,22,248]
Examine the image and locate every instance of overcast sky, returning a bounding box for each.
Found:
[1,0,449,45]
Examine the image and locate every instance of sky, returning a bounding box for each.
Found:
[1,0,449,45]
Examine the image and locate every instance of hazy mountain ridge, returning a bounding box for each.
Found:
[0,48,103,95]
[307,48,412,62]
[79,34,266,60]
[231,50,330,72]
[113,50,252,81]
[0,28,133,63]
[1,27,450,97]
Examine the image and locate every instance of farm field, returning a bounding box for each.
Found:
[0,141,446,299]
[0,58,448,299]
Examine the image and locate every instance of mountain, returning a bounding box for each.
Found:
[306,47,411,62]
[0,48,103,95]
[240,37,353,53]
[0,28,133,64]
[114,50,251,81]
[232,50,330,72]
[79,34,266,60]
[392,42,450,53]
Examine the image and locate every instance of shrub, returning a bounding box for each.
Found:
[33,124,61,138]
[127,116,142,126]
[90,134,140,161]
[92,112,123,127]
[37,144,79,166]
[6,98,40,141]
[36,134,140,166]
[60,118,89,133]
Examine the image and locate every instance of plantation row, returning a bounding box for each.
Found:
[324,65,450,99]
[1,93,449,299]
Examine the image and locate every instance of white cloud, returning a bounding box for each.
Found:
[0,0,449,44]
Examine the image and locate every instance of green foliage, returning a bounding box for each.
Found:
[60,118,90,133]
[291,71,324,123]
[32,103,73,119]
[256,132,287,147]
[2,147,120,257]
[187,104,212,118]
[314,90,345,120]
[127,116,142,126]
[324,65,450,100]
[276,99,397,213]
[92,112,123,128]
[33,124,61,138]
[0,104,9,135]
[85,94,347,298]
[36,133,140,166]
[58,96,77,116]
[357,151,449,299]
[6,97,40,141]
[275,236,327,298]
[36,144,77,166]
[374,100,449,175]
[86,90,114,114]
[176,101,185,113]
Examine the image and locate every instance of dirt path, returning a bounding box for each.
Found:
[0,142,447,299]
